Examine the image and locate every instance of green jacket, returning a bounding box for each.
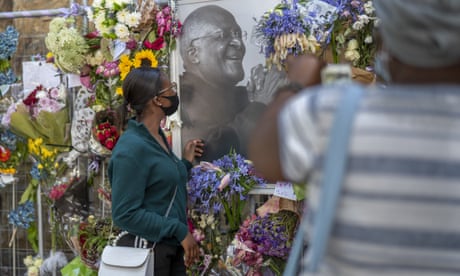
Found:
[108,119,192,246]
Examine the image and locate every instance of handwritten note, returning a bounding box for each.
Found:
[273,182,297,200]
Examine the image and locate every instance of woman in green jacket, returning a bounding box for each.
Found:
[108,65,204,275]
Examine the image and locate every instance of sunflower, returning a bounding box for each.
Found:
[133,49,158,69]
[118,54,133,81]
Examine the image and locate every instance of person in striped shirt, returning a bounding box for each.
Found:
[248,0,460,275]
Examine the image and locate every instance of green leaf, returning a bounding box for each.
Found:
[27,222,39,253]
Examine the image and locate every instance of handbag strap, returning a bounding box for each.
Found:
[283,85,363,275]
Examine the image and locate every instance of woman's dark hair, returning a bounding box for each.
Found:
[120,67,162,125]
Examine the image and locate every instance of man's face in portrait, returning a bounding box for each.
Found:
[187,10,246,86]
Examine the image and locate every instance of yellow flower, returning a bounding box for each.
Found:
[46,52,54,60]
[0,168,16,174]
[115,86,123,96]
[133,49,158,69]
[118,54,132,80]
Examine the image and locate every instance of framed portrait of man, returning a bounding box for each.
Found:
[172,0,286,162]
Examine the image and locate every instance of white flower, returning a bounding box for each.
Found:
[35,90,48,99]
[33,258,43,267]
[92,0,103,8]
[95,12,107,25]
[87,50,105,66]
[116,9,129,24]
[364,1,375,15]
[27,266,39,276]
[125,12,141,28]
[364,35,373,44]
[206,215,215,226]
[358,14,370,25]
[344,49,360,62]
[105,0,116,9]
[23,256,34,266]
[347,39,359,50]
[117,0,132,5]
[114,23,130,41]
[352,20,364,30]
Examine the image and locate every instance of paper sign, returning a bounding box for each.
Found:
[273,182,297,200]
[22,61,60,91]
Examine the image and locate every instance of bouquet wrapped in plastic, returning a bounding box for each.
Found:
[3,84,70,150]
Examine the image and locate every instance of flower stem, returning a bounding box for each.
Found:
[330,29,339,64]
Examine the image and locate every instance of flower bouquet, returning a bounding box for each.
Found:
[253,0,321,70]
[45,17,89,74]
[138,3,182,65]
[254,0,378,73]
[89,108,120,157]
[3,84,70,150]
[78,215,120,270]
[231,210,300,276]
[86,0,141,42]
[187,150,267,275]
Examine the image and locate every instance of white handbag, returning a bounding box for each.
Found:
[98,246,154,276]
[98,185,178,276]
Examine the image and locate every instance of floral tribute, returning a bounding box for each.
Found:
[89,108,120,156]
[77,215,120,270]
[187,150,268,275]
[45,17,89,74]
[254,0,378,71]
[231,210,299,275]
[253,0,320,70]
[1,84,70,149]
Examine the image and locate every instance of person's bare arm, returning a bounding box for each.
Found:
[248,54,325,182]
[248,87,299,182]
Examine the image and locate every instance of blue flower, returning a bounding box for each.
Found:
[8,201,35,229]
[0,26,19,60]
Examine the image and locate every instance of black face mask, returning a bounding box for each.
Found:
[159,94,179,116]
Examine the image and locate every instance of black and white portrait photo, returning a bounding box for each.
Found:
[176,0,287,161]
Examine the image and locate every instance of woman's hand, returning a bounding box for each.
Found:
[182,139,204,163]
[181,232,200,267]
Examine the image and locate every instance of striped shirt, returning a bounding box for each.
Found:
[279,84,460,276]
